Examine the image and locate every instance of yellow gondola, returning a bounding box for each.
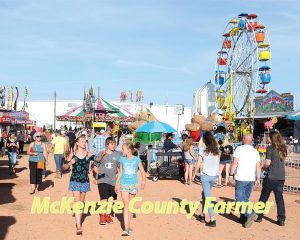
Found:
[230,27,239,36]
[259,51,271,61]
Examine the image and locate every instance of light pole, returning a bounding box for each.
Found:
[54,91,57,131]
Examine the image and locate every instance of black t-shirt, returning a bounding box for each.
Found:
[6,139,18,152]
[163,139,177,152]
[67,132,76,143]
[220,145,233,162]
[266,145,285,180]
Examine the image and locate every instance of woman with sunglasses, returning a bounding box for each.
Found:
[27,132,48,194]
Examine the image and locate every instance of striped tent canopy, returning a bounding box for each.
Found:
[287,109,300,121]
[56,98,136,122]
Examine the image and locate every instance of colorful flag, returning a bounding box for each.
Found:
[22,87,29,111]
[13,87,19,110]
[7,86,11,110]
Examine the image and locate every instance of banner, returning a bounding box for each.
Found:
[22,87,29,111]
[13,87,19,110]
[254,90,294,114]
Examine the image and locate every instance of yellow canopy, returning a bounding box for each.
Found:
[258,42,270,48]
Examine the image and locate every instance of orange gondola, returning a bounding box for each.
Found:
[223,40,231,49]
[255,31,265,42]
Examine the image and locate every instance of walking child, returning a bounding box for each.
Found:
[93,137,122,225]
[64,134,94,235]
[115,142,146,236]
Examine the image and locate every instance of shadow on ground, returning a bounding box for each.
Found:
[0,183,16,205]
[0,216,17,240]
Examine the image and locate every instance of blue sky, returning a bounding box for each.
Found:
[0,0,299,108]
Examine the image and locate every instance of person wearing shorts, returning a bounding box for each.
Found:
[94,137,122,225]
[183,137,196,185]
[217,139,233,187]
[115,142,146,236]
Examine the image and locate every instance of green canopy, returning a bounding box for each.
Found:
[135,132,162,144]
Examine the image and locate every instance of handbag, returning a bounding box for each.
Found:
[34,144,45,170]
[37,158,45,170]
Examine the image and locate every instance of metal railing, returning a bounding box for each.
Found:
[284,152,300,193]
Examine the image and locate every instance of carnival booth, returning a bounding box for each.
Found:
[56,97,136,131]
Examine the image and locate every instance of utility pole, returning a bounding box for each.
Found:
[54,91,57,130]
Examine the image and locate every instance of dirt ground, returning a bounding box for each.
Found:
[1,153,300,240]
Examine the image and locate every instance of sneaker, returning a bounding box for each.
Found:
[255,216,263,223]
[244,214,258,228]
[239,215,247,224]
[205,220,216,227]
[99,214,106,225]
[121,230,130,236]
[276,220,285,226]
[106,214,113,224]
[197,215,205,223]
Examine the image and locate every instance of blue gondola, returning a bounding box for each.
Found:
[259,73,271,84]
[215,71,225,85]
[238,19,246,29]
[259,66,271,71]
[238,13,248,18]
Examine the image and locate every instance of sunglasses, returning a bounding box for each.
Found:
[36,136,42,138]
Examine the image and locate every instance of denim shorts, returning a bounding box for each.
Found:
[220,160,232,165]
[120,184,138,195]
[184,159,195,165]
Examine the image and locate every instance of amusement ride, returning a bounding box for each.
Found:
[214,13,272,122]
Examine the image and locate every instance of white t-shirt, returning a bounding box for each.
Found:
[199,148,220,176]
[233,144,260,181]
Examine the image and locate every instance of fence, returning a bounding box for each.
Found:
[284,152,300,193]
[146,143,300,193]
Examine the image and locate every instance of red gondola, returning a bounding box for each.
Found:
[247,14,257,19]
[256,88,267,94]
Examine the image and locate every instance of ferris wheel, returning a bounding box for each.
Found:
[214,13,271,119]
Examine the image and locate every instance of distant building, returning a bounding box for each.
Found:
[17,100,192,131]
[193,82,216,117]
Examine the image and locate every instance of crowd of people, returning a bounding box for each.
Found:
[0,126,289,235]
[179,130,287,228]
